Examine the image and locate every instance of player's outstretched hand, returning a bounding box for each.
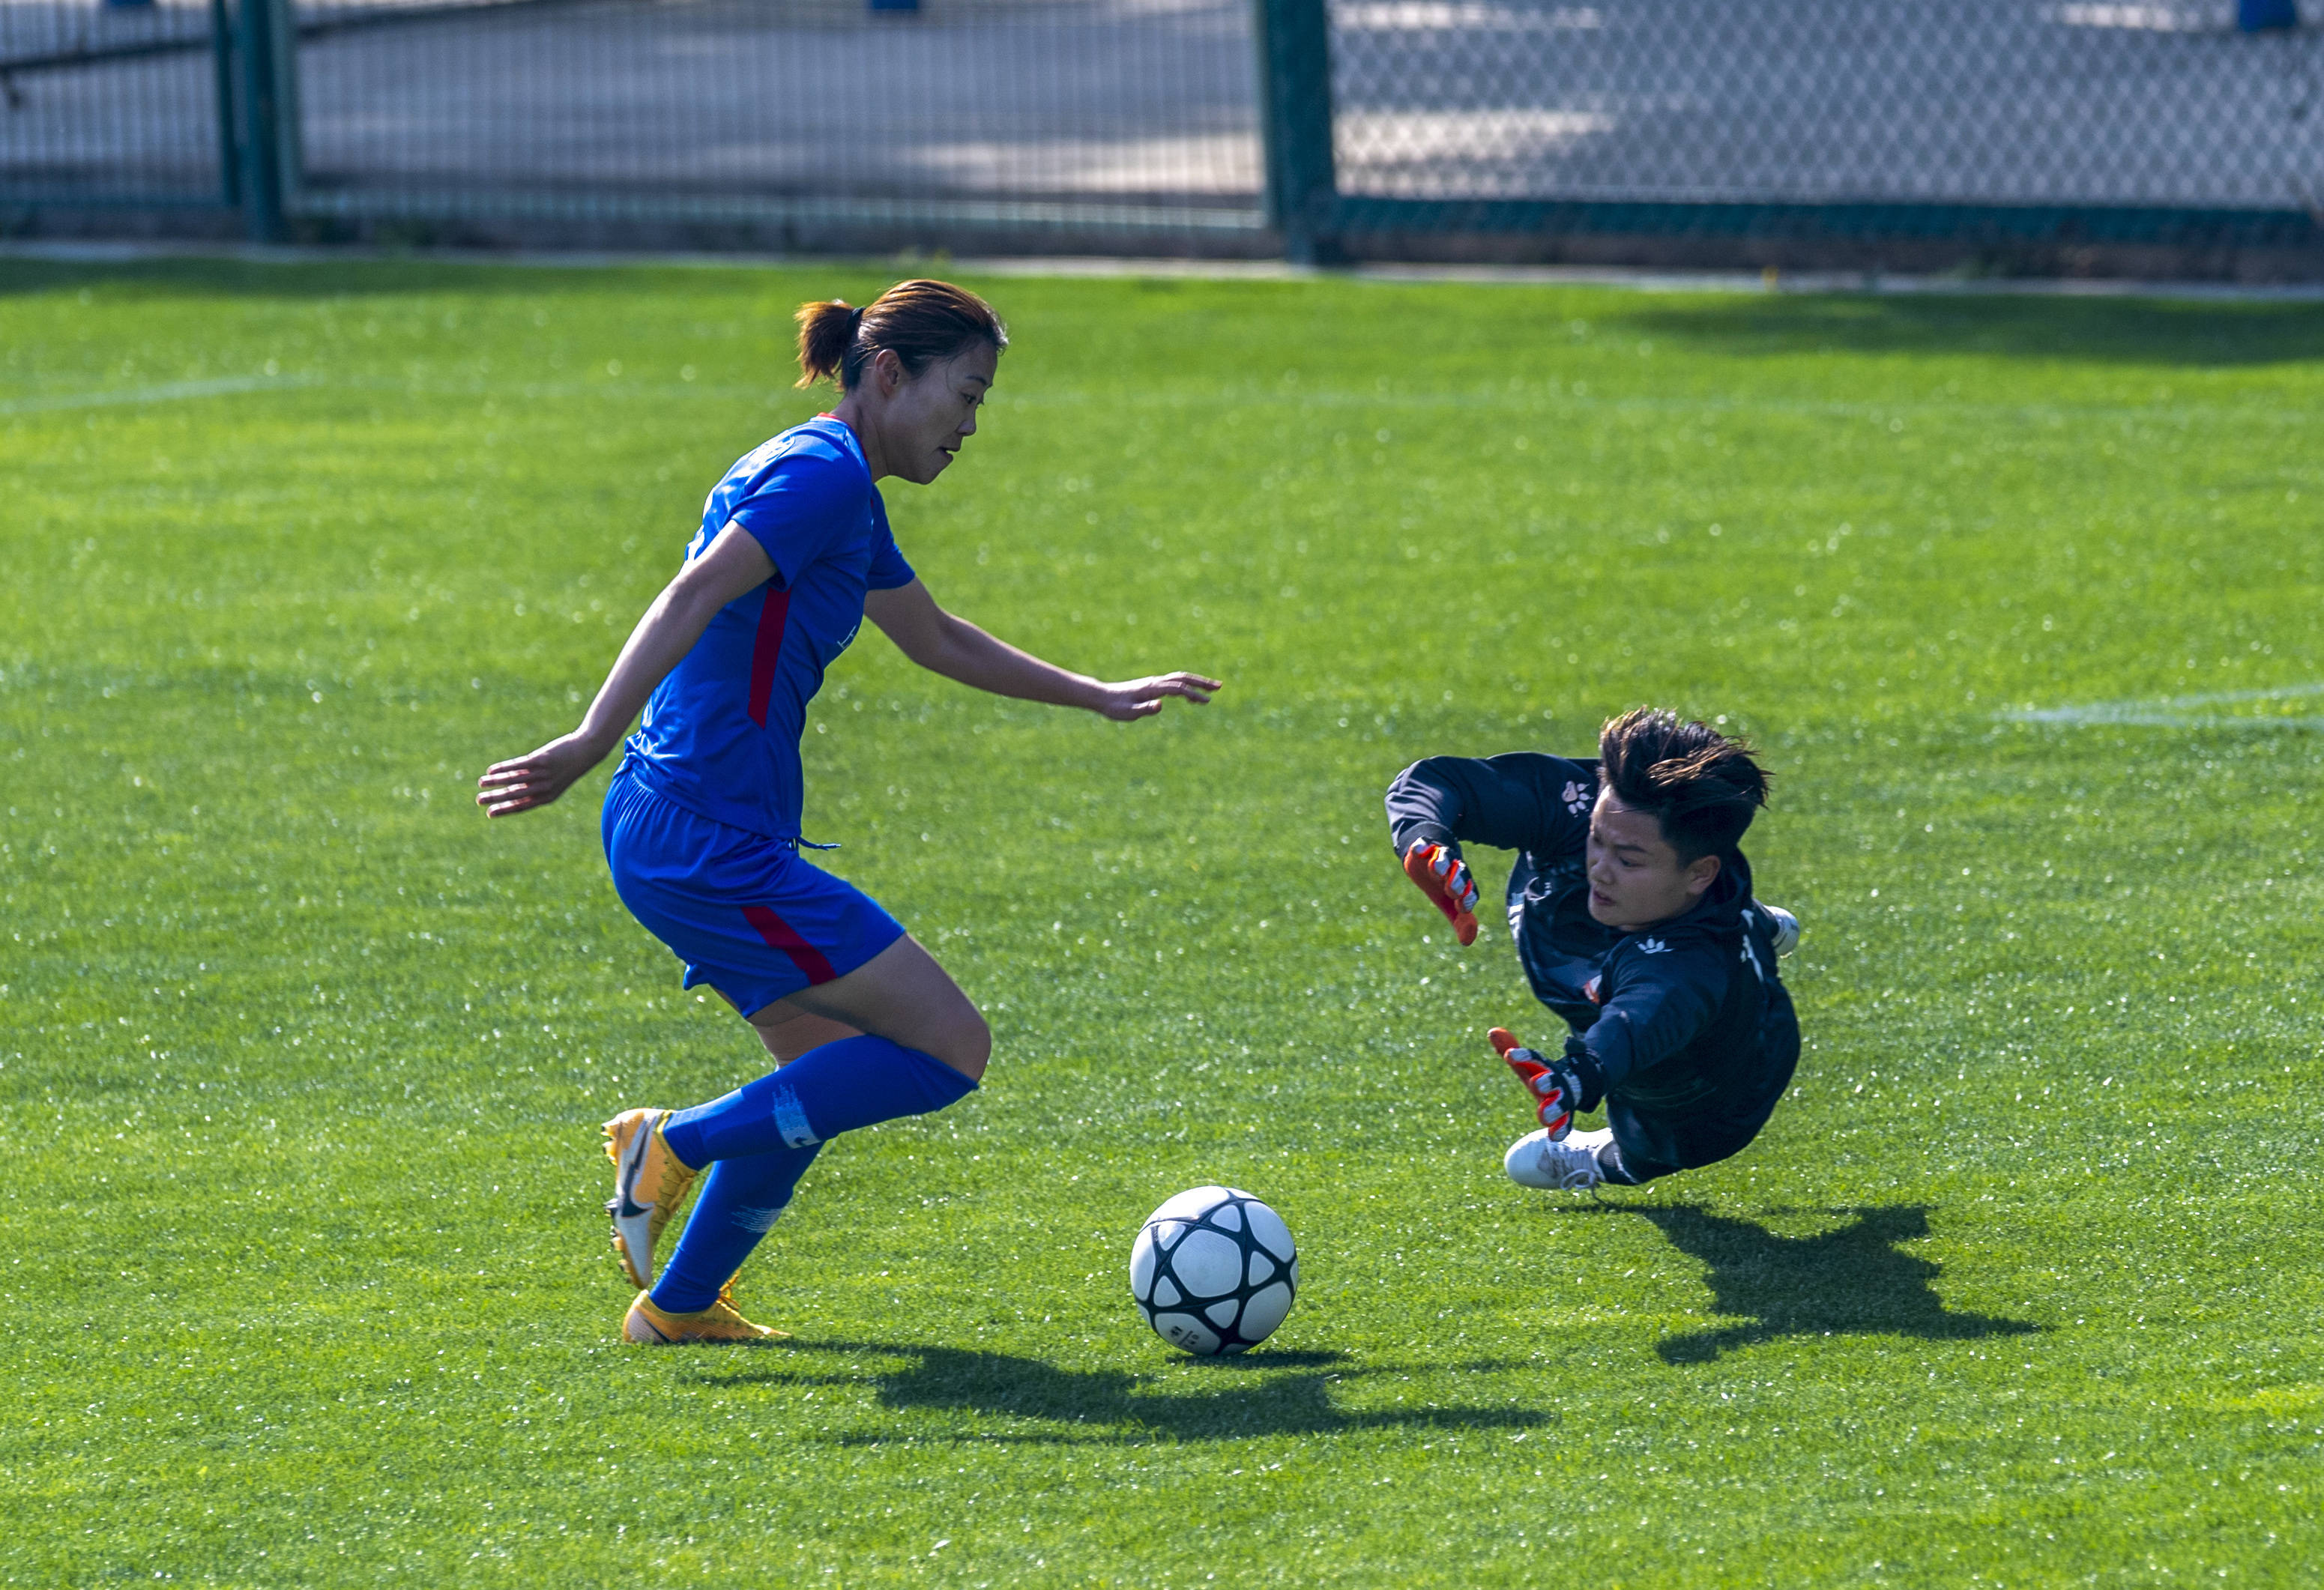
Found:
[1094,672,1221,722]
[1402,839,1480,946]
[477,732,609,817]
[1488,1027,1589,1141]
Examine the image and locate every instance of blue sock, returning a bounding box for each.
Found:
[649,1037,977,1315]
[660,1036,978,1166]
[650,1143,821,1314]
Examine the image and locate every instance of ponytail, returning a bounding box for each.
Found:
[793,279,1006,391]
[794,300,863,388]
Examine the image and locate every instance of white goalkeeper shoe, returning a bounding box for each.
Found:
[1759,904,1801,959]
[1505,1125,1613,1191]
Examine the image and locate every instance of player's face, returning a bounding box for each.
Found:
[1585,789,1719,931]
[884,345,997,486]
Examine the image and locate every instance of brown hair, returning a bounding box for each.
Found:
[1598,707,1771,862]
[794,279,1008,390]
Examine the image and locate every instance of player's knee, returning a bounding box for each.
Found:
[932,1009,992,1083]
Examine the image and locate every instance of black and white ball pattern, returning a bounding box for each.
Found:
[1129,1185,1298,1355]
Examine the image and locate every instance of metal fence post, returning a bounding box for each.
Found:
[1253,0,1337,264]
[211,0,242,206]
[234,0,290,241]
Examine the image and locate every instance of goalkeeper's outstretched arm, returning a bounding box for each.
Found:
[1384,752,1595,858]
[1383,752,1598,943]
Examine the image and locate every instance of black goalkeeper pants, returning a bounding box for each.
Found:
[1600,1004,1800,1185]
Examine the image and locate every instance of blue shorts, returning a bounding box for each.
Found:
[602,764,905,1018]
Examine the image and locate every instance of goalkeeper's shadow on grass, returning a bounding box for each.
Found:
[680,1342,1550,1443]
[1587,1202,2042,1364]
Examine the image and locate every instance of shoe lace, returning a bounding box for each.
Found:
[1541,1139,1599,1191]
[652,1134,698,1209]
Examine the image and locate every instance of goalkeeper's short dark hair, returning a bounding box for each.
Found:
[1597,707,1771,863]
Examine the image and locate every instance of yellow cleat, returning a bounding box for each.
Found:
[602,1108,700,1290]
[622,1286,788,1345]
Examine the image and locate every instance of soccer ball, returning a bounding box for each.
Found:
[1129,1185,1298,1355]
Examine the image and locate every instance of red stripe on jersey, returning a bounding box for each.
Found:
[745,584,792,728]
[741,904,839,986]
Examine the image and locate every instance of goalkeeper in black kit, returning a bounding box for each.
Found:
[1385,708,1802,1191]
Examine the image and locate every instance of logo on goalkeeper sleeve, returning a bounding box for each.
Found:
[1403,840,1480,946]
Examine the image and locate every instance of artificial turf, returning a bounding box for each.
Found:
[4,255,2323,1587]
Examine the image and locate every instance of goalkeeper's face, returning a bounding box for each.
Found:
[1585,790,1721,932]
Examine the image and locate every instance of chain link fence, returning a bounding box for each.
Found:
[285,0,1264,229]
[1,0,236,203]
[1328,0,2324,208]
[6,0,2323,265]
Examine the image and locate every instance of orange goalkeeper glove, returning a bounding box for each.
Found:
[1402,839,1480,946]
[1489,1027,1596,1141]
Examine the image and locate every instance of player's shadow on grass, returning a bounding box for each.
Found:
[685,1341,1548,1444]
[1628,1204,2040,1364]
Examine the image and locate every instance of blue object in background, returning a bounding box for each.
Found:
[2239,0,2298,31]
[869,0,920,11]
[103,0,157,9]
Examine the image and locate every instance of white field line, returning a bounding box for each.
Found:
[2003,682,2324,730]
[0,374,319,416]
[0,368,2296,435]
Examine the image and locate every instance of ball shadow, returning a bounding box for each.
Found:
[681,1340,1550,1444]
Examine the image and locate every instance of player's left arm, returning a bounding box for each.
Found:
[864,577,1219,722]
[1582,949,1727,1089]
[1492,951,1726,1135]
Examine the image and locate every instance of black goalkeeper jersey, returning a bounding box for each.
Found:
[1385,752,1799,1127]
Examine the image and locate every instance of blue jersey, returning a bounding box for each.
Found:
[622,416,915,841]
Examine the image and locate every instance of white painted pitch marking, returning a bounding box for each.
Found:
[2002,682,2324,730]
[0,374,316,417]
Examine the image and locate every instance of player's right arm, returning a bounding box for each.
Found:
[1383,753,1596,943]
[476,524,776,817]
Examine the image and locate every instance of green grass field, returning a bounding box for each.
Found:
[6,254,2324,1588]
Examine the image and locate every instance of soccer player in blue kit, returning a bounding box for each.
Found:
[1387,709,1802,1192]
[479,281,1219,1342]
